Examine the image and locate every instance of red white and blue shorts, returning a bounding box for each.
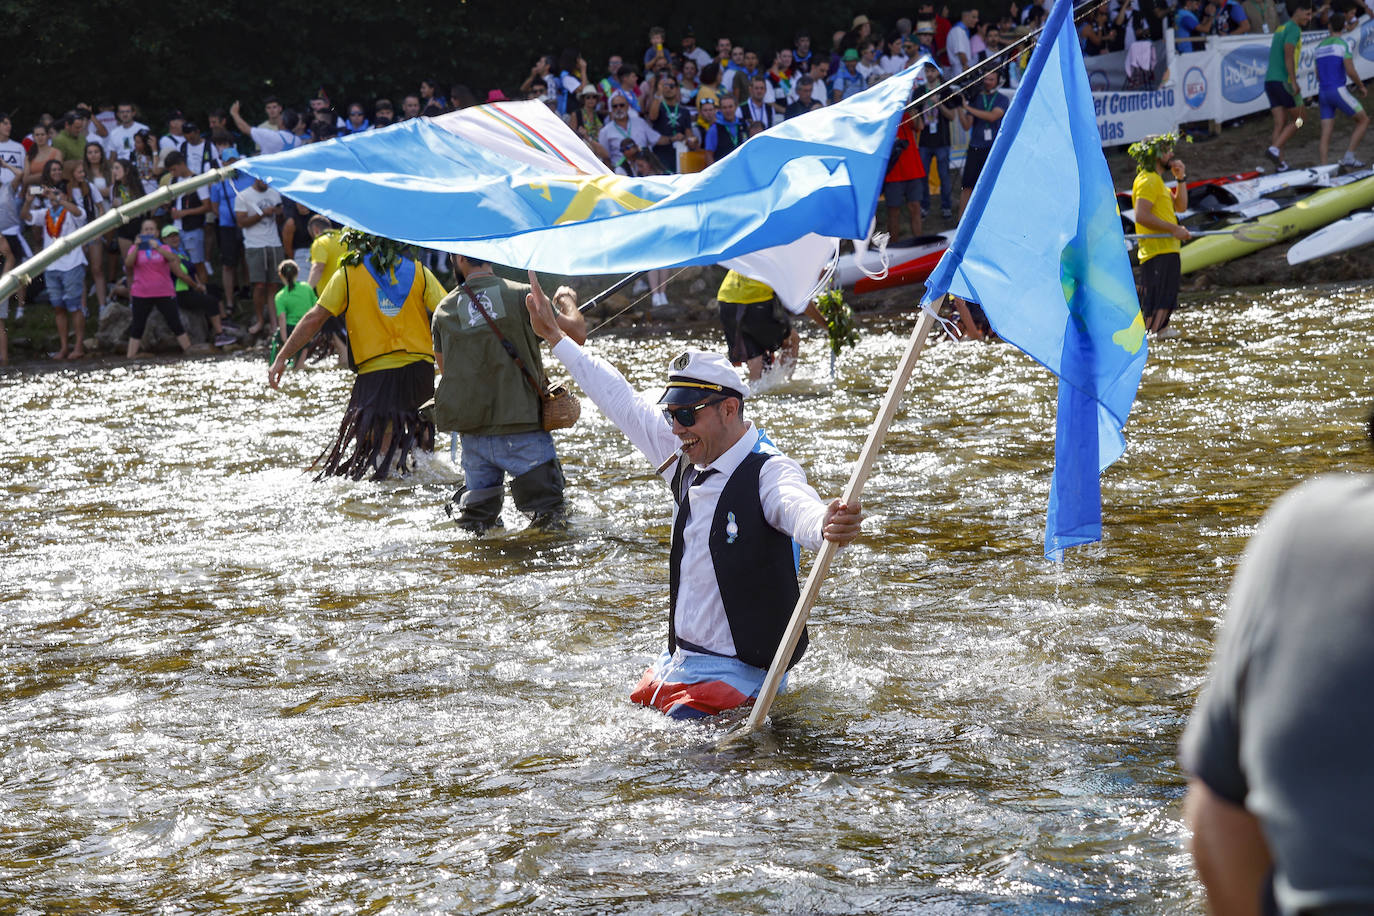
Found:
[630,649,789,720]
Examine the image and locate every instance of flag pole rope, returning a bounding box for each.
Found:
[904,0,1113,120]
[584,265,696,336]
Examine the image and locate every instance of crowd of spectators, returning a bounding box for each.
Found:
[1,0,1369,364]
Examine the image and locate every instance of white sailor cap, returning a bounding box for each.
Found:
[658,350,751,405]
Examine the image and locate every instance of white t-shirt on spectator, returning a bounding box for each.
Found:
[879,53,909,75]
[233,185,283,248]
[87,110,118,144]
[181,139,218,174]
[172,186,211,232]
[720,68,741,97]
[0,143,25,234]
[104,121,150,158]
[684,47,713,70]
[0,138,25,189]
[249,126,301,157]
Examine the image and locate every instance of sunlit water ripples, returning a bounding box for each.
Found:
[2,284,1371,913]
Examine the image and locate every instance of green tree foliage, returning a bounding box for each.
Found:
[2,0,926,133]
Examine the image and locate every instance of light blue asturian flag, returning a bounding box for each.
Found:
[236,68,921,275]
[920,0,1148,560]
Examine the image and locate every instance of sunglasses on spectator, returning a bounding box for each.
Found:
[612,102,628,109]
[663,398,724,427]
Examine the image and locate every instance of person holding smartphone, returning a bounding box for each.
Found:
[124,217,197,358]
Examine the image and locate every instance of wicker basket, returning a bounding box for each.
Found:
[541,383,581,431]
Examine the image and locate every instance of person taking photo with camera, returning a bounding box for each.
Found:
[25,167,87,359]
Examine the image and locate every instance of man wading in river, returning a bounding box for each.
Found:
[268,231,443,480]
[524,273,863,719]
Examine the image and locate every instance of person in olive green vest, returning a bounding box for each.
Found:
[431,255,586,533]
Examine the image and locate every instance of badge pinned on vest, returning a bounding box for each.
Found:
[726,511,739,544]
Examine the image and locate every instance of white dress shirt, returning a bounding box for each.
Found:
[552,338,827,658]
[745,98,776,128]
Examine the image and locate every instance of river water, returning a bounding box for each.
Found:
[2,283,1370,914]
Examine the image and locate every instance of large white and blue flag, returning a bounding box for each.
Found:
[237,71,920,291]
[920,0,1148,559]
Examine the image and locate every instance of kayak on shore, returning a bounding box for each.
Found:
[1286,209,1374,265]
[1117,167,1334,235]
[1181,169,1374,274]
[835,233,953,293]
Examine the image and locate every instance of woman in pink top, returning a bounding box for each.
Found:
[123,218,198,358]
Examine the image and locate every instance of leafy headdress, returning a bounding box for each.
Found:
[337,228,411,275]
[1126,130,1189,174]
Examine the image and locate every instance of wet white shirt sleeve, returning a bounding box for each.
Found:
[550,337,678,471]
[552,337,828,547]
[758,455,826,552]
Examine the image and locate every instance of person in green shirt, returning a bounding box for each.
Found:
[51,112,88,162]
[162,226,235,348]
[274,258,317,344]
[1263,0,1313,171]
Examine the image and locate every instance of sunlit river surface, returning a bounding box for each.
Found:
[3,284,1371,914]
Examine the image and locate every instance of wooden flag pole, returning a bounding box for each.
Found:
[719,305,941,748]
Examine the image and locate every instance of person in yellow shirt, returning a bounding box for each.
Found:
[1129,132,1192,340]
[304,214,350,363]
[306,215,346,290]
[715,270,826,380]
[268,230,445,480]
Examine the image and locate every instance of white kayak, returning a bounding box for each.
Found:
[1186,197,1281,223]
[1286,209,1374,264]
[1221,165,1338,203]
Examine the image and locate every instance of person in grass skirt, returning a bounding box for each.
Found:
[268,230,443,481]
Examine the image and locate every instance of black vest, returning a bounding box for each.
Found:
[667,449,807,671]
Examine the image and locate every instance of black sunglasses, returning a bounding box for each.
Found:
[611,102,629,109]
[663,398,724,427]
